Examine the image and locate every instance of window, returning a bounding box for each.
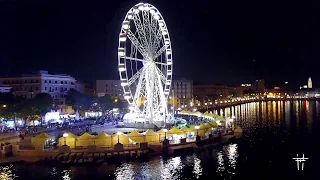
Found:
[60,94,63,98]
[45,80,47,83]
[55,87,57,90]
[55,81,57,83]
[45,87,47,90]
[106,84,108,87]
[36,80,39,83]
[36,87,38,91]
[49,80,51,83]
[106,89,108,92]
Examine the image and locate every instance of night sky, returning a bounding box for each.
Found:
[0,0,318,89]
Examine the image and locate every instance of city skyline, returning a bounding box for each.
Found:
[0,0,317,88]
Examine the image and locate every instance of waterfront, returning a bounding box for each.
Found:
[2,100,320,180]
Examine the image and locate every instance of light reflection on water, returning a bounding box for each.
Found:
[0,165,18,180]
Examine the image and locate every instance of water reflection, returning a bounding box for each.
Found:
[192,157,202,179]
[61,170,71,180]
[114,163,134,180]
[0,165,18,180]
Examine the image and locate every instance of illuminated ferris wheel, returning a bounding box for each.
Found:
[118,2,173,123]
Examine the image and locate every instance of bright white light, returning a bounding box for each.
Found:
[119,37,126,42]
[127,14,133,20]
[162,31,168,35]
[118,67,126,72]
[138,6,144,11]
[63,133,68,138]
[144,6,150,11]
[163,129,168,133]
[164,40,170,45]
[121,82,128,86]
[124,95,130,99]
[195,126,200,130]
[154,14,160,20]
[159,22,164,27]
[217,122,222,126]
[150,9,156,14]
[122,24,129,29]
[118,51,125,56]
[117,132,122,136]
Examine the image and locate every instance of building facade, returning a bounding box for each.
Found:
[252,79,265,93]
[0,70,76,104]
[170,79,193,107]
[96,80,124,101]
[75,81,94,95]
[0,84,12,93]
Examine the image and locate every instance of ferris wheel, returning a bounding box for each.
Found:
[118,2,173,123]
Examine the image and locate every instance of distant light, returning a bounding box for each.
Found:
[117,132,122,136]
[118,67,126,72]
[63,133,68,138]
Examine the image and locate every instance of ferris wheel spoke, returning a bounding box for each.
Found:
[126,30,149,59]
[128,67,145,86]
[156,66,167,84]
[133,13,150,55]
[152,29,162,53]
[142,11,152,47]
[153,45,168,60]
[126,56,168,66]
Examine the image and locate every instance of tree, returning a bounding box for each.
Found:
[32,93,53,126]
[0,93,27,130]
[65,89,95,119]
[65,89,83,112]
[97,95,113,115]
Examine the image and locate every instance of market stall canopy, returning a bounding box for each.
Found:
[111,132,133,145]
[142,129,159,144]
[157,128,172,135]
[31,132,55,148]
[127,130,143,137]
[168,126,185,135]
[95,131,112,147]
[34,132,54,139]
[142,129,158,136]
[181,126,195,133]
[215,116,225,121]
[77,132,95,139]
[96,132,111,139]
[208,121,218,128]
[127,130,145,143]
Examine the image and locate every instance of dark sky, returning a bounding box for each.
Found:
[0,0,318,89]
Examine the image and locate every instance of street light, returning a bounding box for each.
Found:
[63,133,68,146]
[163,129,168,139]
[117,131,121,143]
[2,104,6,108]
[195,126,200,136]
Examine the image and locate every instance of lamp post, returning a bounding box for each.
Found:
[63,133,68,146]
[195,126,200,141]
[117,132,121,144]
[163,129,168,139]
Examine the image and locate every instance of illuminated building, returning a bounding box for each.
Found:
[0,84,12,93]
[0,70,76,104]
[95,80,124,101]
[308,77,312,89]
[171,79,193,107]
